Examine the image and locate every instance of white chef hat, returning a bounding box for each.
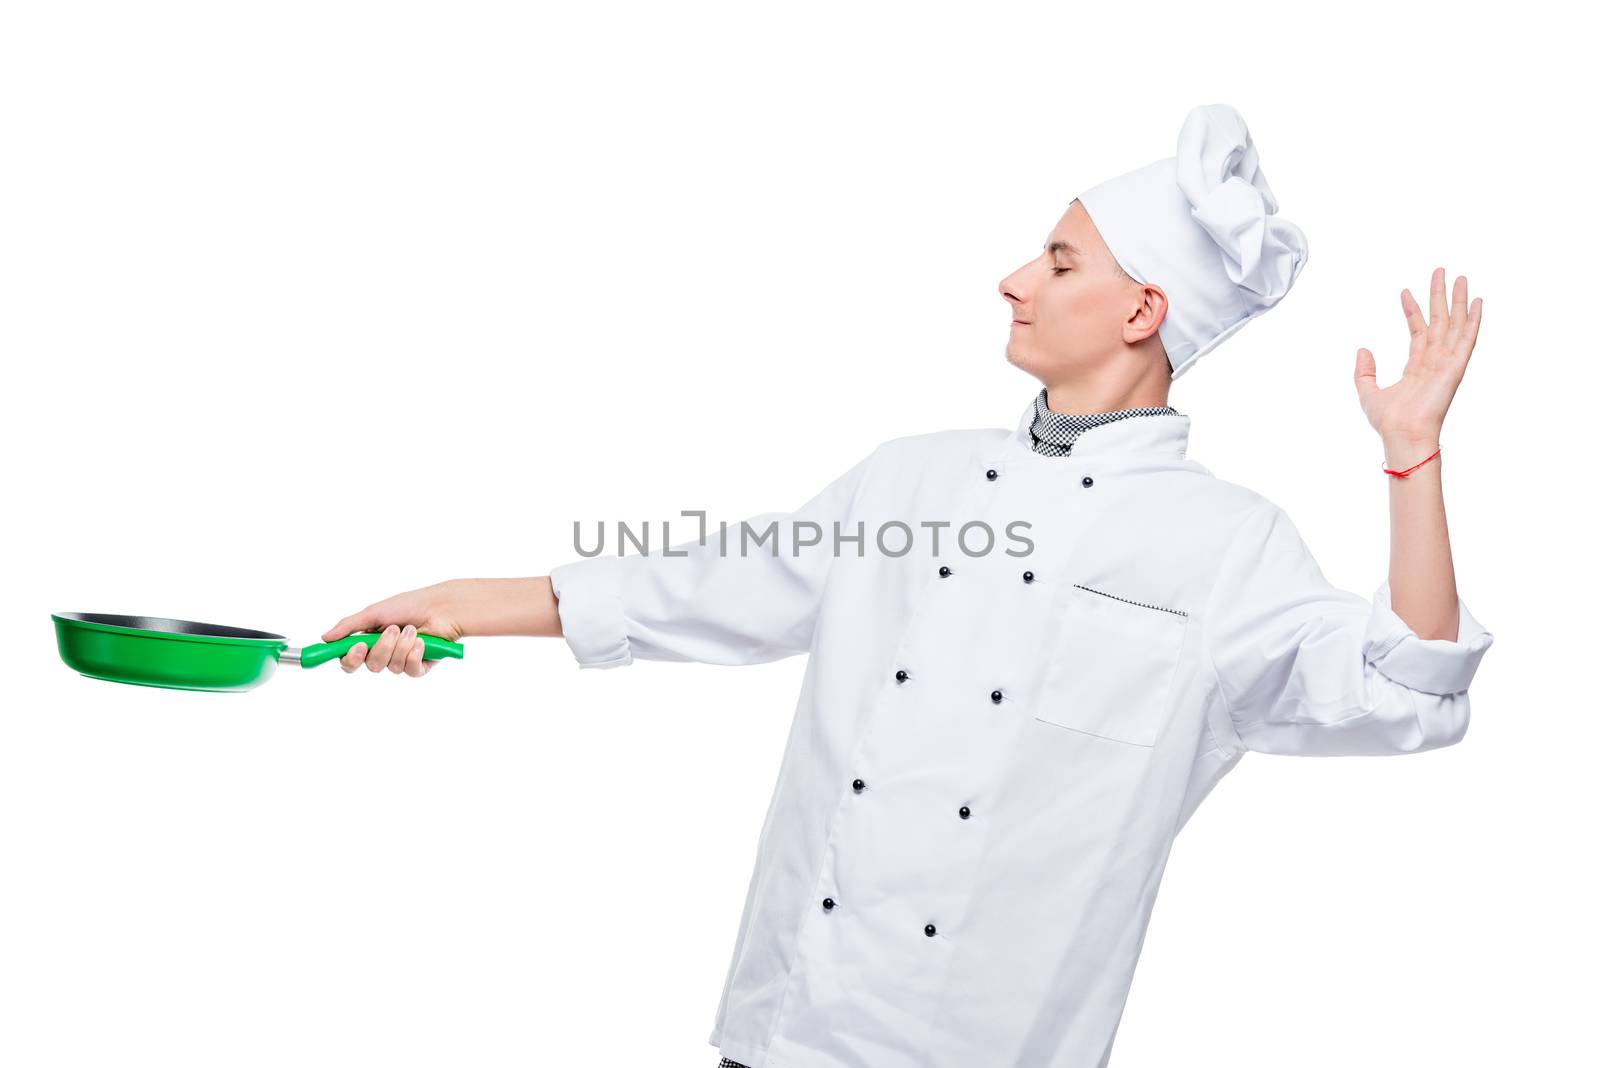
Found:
[1075,103,1309,380]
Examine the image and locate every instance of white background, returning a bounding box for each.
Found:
[2,1,1593,1065]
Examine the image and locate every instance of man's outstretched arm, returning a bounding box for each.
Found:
[318,447,880,674]
[1199,268,1493,758]
[1361,266,1484,642]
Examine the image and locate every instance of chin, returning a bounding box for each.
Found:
[1003,343,1040,375]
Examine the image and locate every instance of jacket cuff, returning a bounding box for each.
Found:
[1362,578,1494,695]
[548,555,633,669]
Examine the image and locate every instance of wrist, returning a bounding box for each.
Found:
[1380,418,1439,440]
[433,578,480,637]
[1381,428,1440,465]
[1381,441,1442,479]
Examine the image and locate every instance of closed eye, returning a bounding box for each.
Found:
[1051,267,1070,276]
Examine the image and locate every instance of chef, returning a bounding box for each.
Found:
[323,103,1494,1068]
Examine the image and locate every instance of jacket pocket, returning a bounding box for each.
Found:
[1035,583,1190,747]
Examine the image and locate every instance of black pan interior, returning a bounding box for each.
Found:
[57,612,286,641]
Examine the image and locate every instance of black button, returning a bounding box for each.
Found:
[1022,570,1034,583]
[938,565,951,577]
[823,897,835,911]
[895,669,909,683]
[924,923,937,937]
[985,468,998,481]
[852,779,865,793]
[1081,475,1094,488]
[959,805,971,819]
[990,689,1003,704]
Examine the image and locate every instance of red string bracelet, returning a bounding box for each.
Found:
[1382,445,1441,478]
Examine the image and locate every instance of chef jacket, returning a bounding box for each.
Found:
[548,396,1495,1068]
[706,394,1182,1068]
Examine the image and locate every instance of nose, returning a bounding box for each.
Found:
[999,269,1027,311]
[1000,272,1030,319]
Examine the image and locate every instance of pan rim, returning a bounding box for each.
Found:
[52,612,289,647]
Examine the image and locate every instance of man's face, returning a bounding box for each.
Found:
[999,199,1166,381]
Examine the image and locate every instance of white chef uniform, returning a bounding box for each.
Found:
[548,399,1495,1068]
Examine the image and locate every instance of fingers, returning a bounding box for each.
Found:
[1450,274,1469,333]
[340,641,369,673]
[365,624,402,673]
[1400,288,1427,341]
[365,624,432,675]
[387,625,420,675]
[333,622,438,679]
[1353,347,1379,402]
[404,633,429,677]
[1427,267,1446,338]
[1461,296,1483,359]
[323,608,380,643]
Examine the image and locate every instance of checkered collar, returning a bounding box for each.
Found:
[1027,387,1180,457]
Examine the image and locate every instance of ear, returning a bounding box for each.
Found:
[1123,283,1168,345]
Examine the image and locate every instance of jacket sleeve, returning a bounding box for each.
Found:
[546,446,880,669]
[1200,501,1495,757]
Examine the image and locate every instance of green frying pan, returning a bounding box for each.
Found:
[51,612,464,693]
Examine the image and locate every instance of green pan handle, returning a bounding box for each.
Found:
[298,633,465,670]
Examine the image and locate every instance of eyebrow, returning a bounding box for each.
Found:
[1045,240,1083,258]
